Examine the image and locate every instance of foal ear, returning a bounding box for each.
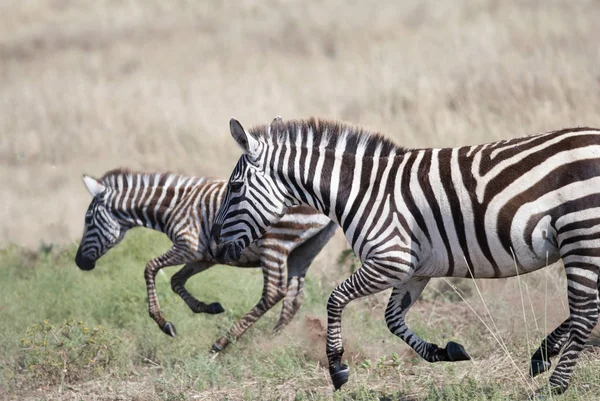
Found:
[230,118,259,155]
[82,175,106,197]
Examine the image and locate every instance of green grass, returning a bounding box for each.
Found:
[1,231,600,400]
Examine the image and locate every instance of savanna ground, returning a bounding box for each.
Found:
[2,0,600,400]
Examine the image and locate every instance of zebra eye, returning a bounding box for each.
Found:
[85,214,93,224]
[230,181,244,192]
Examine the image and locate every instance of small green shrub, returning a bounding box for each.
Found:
[18,319,127,385]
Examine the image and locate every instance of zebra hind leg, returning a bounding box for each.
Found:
[386,278,471,363]
[210,259,286,353]
[529,318,569,377]
[274,220,337,332]
[535,254,599,396]
[274,276,304,332]
[170,261,225,315]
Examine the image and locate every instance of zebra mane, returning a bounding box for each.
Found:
[247,117,405,157]
[99,168,206,189]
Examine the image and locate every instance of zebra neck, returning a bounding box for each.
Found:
[262,118,405,224]
[106,173,199,234]
[280,150,399,226]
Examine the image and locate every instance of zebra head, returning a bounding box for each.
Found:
[75,175,127,270]
[210,117,296,263]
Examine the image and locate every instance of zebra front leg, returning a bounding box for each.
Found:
[386,277,470,362]
[326,266,396,390]
[273,276,305,332]
[170,261,225,314]
[529,318,569,377]
[533,257,600,396]
[211,260,286,353]
[144,249,185,337]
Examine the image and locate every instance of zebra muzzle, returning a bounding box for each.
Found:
[75,250,96,271]
[209,228,242,263]
[213,242,242,263]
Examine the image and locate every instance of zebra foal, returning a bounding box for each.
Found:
[75,168,336,351]
[210,116,600,396]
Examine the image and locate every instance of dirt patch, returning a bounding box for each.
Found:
[299,314,365,367]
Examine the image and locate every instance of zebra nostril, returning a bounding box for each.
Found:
[232,243,242,261]
[208,239,217,259]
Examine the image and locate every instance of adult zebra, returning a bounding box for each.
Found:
[210,116,600,396]
[75,168,336,351]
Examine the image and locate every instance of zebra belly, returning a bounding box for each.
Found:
[434,244,561,279]
[414,216,562,279]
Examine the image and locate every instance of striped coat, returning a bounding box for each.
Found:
[75,168,335,351]
[211,117,600,396]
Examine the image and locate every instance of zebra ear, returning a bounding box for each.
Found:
[230,118,258,155]
[82,175,106,197]
[269,115,282,133]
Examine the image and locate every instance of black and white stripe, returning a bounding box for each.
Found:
[75,168,335,351]
[211,117,600,395]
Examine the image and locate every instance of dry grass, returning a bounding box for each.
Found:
[2,0,600,251]
[2,0,600,400]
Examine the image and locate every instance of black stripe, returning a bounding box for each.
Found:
[438,148,471,277]
[400,152,431,246]
[418,150,454,272]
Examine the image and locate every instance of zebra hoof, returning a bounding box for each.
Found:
[162,322,177,337]
[446,341,470,361]
[530,359,551,377]
[210,336,230,353]
[207,302,225,314]
[330,363,349,390]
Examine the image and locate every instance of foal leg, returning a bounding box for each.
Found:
[170,261,225,314]
[274,275,305,332]
[144,248,186,337]
[274,221,337,332]
[211,258,286,352]
[386,277,471,362]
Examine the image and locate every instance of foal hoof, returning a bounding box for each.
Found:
[530,359,551,377]
[210,343,223,354]
[162,322,177,337]
[272,323,286,333]
[207,302,225,314]
[446,341,470,361]
[330,364,349,390]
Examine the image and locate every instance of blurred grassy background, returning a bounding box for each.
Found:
[2,0,600,400]
[1,0,600,249]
